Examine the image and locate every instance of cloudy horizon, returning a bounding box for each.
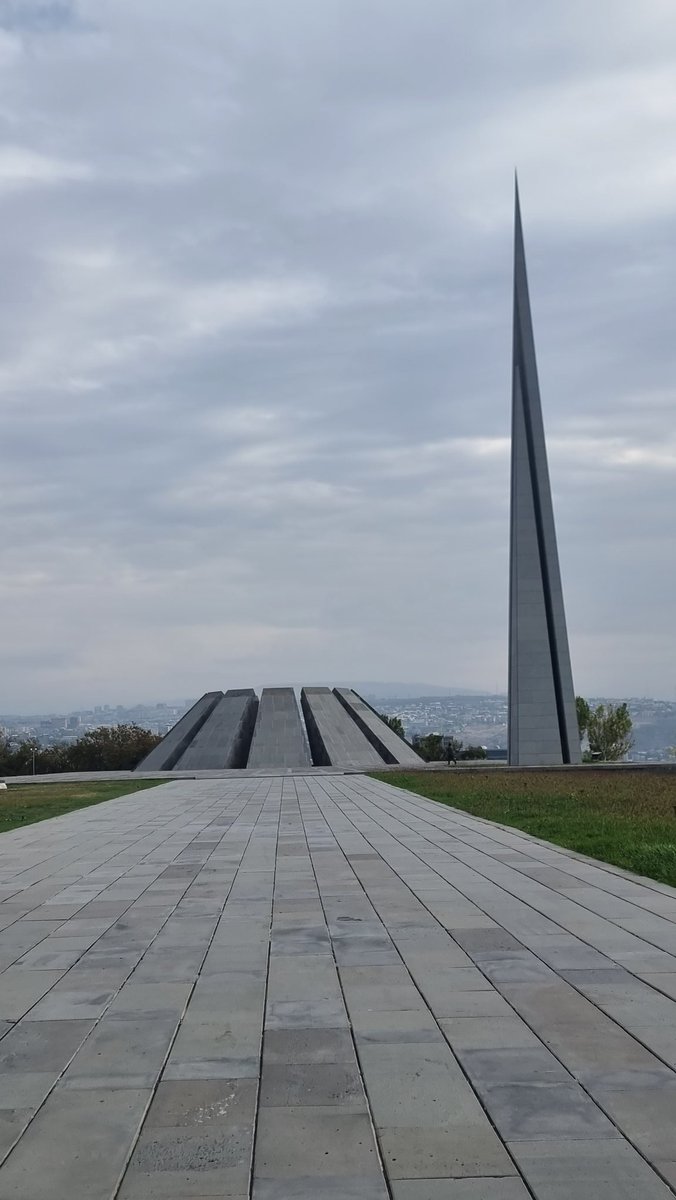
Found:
[1,0,675,711]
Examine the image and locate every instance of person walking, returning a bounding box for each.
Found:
[446,739,457,766]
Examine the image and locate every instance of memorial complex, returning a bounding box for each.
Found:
[137,686,423,772]
[139,183,581,774]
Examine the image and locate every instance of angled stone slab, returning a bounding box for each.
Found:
[254,1180,389,1200]
[392,1181,530,1199]
[254,1107,382,1178]
[0,1086,150,1200]
[509,182,580,765]
[301,688,385,769]
[333,689,423,766]
[173,689,258,770]
[247,688,311,769]
[510,1138,675,1200]
[135,692,223,771]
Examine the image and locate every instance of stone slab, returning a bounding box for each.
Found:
[333,689,423,766]
[509,1138,675,1199]
[392,1182,531,1200]
[174,691,258,770]
[301,688,385,768]
[247,688,311,769]
[136,692,223,771]
[0,1087,150,1199]
[254,1107,382,1177]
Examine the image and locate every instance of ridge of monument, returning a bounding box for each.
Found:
[509,180,580,766]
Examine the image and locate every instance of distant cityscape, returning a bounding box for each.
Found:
[0,701,188,745]
[366,694,676,762]
[1,692,675,762]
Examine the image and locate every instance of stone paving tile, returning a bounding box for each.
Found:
[509,1138,676,1199]
[60,1013,178,1089]
[254,1107,382,1177]
[25,974,121,1019]
[391,1181,531,1199]
[0,1016,93,1073]
[253,1178,390,1199]
[259,1062,366,1108]
[265,999,350,1029]
[119,1079,257,1199]
[0,1070,59,1112]
[377,1126,515,1180]
[0,967,65,1020]
[439,1015,542,1050]
[262,1028,355,1064]
[591,1087,676,1162]
[0,1086,151,1199]
[351,1007,442,1045]
[456,1046,572,1085]
[0,1106,35,1160]
[106,979,193,1018]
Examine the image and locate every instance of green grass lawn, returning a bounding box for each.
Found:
[0,779,165,835]
[372,769,676,888]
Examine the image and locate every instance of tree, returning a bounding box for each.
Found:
[459,744,487,760]
[64,725,162,771]
[380,713,405,739]
[0,725,161,776]
[584,702,633,762]
[576,696,591,740]
[411,733,445,762]
[0,735,45,776]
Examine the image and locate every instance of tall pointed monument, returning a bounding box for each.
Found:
[509,181,580,766]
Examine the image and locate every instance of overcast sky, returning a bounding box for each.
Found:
[1,0,675,711]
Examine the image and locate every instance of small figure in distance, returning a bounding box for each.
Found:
[446,739,457,767]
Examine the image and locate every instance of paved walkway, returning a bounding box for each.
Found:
[2,776,676,1198]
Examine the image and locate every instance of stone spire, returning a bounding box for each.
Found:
[509,180,580,765]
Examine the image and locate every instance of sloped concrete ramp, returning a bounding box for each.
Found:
[334,686,423,765]
[3,775,676,1198]
[247,687,311,769]
[301,686,385,769]
[136,690,222,770]
[174,689,258,770]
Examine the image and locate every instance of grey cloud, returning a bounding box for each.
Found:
[1,0,675,709]
[0,1,81,34]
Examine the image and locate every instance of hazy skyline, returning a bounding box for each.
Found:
[1,1,675,710]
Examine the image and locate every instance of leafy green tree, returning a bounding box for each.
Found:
[0,732,15,776]
[459,744,487,760]
[412,733,445,762]
[0,725,161,776]
[380,713,405,739]
[585,702,634,762]
[576,696,591,740]
[35,743,71,773]
[0,736,44,776]
[64,725,161,771]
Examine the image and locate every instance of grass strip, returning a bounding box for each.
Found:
[371,769,676,888]
[0,779,165,834]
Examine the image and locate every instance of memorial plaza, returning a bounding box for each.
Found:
[2,771,676,1197]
